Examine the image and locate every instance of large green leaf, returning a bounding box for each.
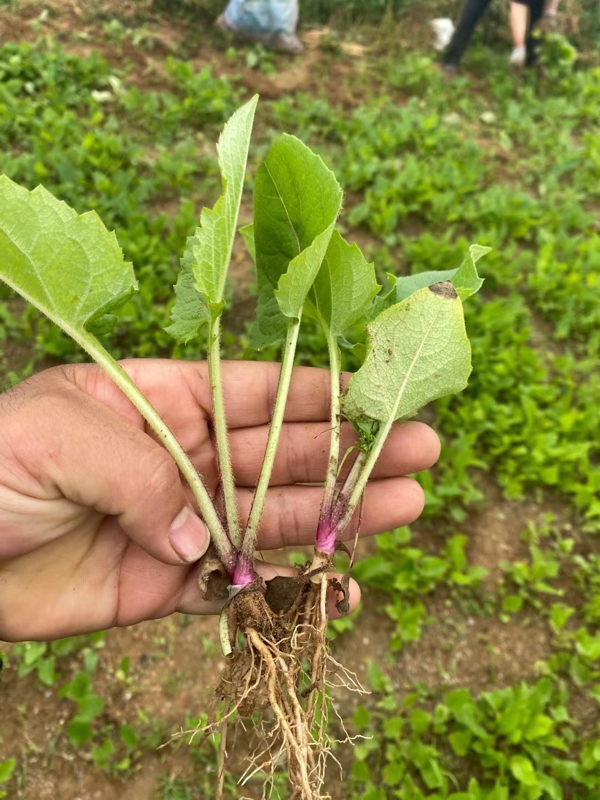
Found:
[167,95,258,341]
[0,176,136,337]
[250,133,343,348]
[308,230,380,336]
[342,281,472,425]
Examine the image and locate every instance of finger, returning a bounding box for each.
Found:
[113,359,342,429]
[4,373,210,566]
[229,419,440,487]
[177,561,361,619]
[234,477,425,550]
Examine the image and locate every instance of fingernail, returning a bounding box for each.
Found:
[169,506,210,563]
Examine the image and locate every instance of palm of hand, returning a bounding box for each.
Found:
[0,359,438,641]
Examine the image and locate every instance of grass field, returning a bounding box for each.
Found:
[0,2,599,798]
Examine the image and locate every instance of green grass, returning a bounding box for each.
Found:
[0,16,599,800]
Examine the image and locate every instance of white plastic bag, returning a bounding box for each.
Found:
[219,0,302,53]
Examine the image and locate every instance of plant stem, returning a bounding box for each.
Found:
[335,448,367,514]
[332,422,392,539]
[315,328,342,555]
[239,318,301,571]
[208,315,241,548]
[78,333,237,572]
[321,329,342,516]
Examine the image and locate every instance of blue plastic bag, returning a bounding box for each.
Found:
[220,0,302,52]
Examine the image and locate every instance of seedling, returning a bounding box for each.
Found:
[0,96,486,799]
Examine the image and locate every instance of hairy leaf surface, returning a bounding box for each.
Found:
[167,95,258,341]
[0,176,136,337]
[342,282,472,425]
[164,237,210,344]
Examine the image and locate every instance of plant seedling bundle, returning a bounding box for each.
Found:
[0,96,487,799]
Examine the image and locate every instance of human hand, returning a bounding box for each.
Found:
[0,360,440,642]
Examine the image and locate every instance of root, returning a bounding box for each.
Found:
[215,699,230,800]
[248,629,317,800]
[163,581,367,799]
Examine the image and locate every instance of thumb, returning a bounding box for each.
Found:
[5,372,211,566]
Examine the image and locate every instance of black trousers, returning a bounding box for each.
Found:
[443,0,547,66]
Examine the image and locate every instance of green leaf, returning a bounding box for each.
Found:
[309,230,380,336]
[352,760,370,782]
[550,603,574,633]
[449,729,472,756]
[83,649,99,674]
[67,719,93,746]
[22,641,46,668]
[383,716,404,738]
[91,738,114,769]
[487,782,509,800]
[0,759,15,784]
[37,656,56,687]
[74,694,104,723]
[383,762,406,786]
[0,176,136,338]
[502,594,524,614]
[167,96,258,341]
[120,723,138,749]
[452,244,489,300]
[410,708,432,734]
[524,713,554,740]
[59,671,91,701]
[393,269,463,304]
[250,133,342,348]
[375,244,489,313]
[164,237,210,343]
[420,757,444,789]
[353,706,371,728]
[446,535,468,571]
[342,282,472,426]
[194,95,257,306]
[239,223,256,262]
[275,222,336,320]
[509,755,539,787]
[537,774,562,800]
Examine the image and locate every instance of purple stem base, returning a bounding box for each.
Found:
[231,553,255,587]
[315,517,337,556]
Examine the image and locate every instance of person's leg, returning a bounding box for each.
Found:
[510,1,528,46]
[526,0,547,64]
[443,0,495,67]
[509,0,529,65]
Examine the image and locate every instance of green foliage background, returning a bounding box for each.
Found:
[0,4,599,800]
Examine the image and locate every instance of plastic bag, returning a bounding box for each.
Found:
[218,0,302,53]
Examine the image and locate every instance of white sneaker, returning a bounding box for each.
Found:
[509,45,526,67]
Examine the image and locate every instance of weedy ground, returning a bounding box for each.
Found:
[0,2,599,799]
